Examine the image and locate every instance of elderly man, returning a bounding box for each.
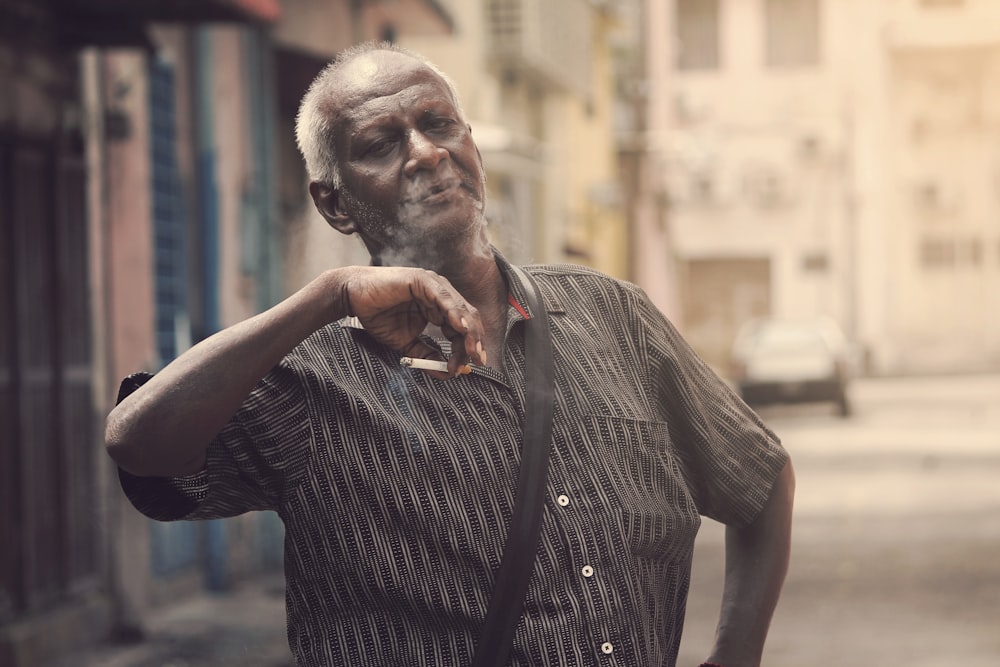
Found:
[106,42,793,667]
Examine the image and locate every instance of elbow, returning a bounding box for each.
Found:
[779,457,796,503]
[105,410,206,478]
[104,407,153,476]
[104,410,141,475]
[745,459,795,535]
[765,458,795,524]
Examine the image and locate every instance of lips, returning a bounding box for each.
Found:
[403,178,465,205]
[423,180,458,199]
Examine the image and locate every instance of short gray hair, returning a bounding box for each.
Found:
[294,41,465,188]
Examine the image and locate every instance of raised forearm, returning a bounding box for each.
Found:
[706,459,795,667]
[105,264,489,478]
[105,269,349,477]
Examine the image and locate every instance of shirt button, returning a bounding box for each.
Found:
[556,494,570,507]
[601,641,614,654]
[581,565,594,578]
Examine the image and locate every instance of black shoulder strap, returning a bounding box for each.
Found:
[471,265,554,667]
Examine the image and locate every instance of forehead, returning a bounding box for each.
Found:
[329,51,458,129]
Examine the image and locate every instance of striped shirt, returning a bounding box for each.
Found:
[119,255,787,667]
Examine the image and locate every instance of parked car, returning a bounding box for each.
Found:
[729,317,854,417]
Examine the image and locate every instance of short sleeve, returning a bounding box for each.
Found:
[633,289,789,527]
[117,361,315,522]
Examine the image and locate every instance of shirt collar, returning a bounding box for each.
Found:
[493,249,565,320]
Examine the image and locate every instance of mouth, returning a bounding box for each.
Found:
[403,179,463,205]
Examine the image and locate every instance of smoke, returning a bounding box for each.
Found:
[339,173,492,274]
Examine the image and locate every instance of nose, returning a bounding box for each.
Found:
[403,130,448,176]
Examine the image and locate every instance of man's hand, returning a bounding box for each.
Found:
[340,267,488,378]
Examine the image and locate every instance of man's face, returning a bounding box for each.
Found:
[329,51,487,265]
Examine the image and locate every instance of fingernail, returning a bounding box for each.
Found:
[458,365,472,375]
[461,317,469,330]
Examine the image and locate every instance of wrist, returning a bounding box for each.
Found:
[318,268,355,322]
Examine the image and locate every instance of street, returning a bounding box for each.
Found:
[678,373,1000,667]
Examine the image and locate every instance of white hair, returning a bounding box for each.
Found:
[294,41,466,188]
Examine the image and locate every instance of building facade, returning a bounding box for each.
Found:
[880,0,1000,373]
[638,0,1000,374]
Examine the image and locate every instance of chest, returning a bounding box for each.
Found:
[295,315,696,540]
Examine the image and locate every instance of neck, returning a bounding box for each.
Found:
[384,228,508,367]
[453,254,508,369]
[376,225,506,311]
[369,225,507,368]
[449,253,507,315]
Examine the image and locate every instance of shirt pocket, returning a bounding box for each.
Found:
[570,413,701,561]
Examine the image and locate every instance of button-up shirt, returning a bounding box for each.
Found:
[120,256,787,666]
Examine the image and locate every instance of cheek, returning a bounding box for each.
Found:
[340,188,390,232]
[454,144,485,185]
[346,172,396,206]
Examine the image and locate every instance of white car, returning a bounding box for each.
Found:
[730,317,854,417]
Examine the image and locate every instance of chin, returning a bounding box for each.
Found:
[381,224,485,271]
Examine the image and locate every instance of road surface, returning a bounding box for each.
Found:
[678,373,1000,667]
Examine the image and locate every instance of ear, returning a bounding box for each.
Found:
[309,181,357,235]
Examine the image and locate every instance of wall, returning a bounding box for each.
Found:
[645,0,1000,374]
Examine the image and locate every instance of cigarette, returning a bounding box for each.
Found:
[400,357,472,375]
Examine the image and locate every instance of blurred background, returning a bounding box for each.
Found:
[2,0,998,665]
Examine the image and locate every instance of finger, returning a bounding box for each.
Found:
[439,319,465,363]
[455,312,487,367]
[440,310,485,367]
[434,296,485,367]
[410,274,487,366]
[439,320,478,374]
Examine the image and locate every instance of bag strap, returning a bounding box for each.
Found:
[471,265,554,667]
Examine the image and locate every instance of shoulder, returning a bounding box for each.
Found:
[521,262,645,299]
[281,320,395,387]
[293,320,363,357]
[521,262,643,297]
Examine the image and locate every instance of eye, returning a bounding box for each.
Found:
[365,137,397,158]
[426,116,456,132]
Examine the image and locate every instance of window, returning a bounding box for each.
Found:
[961,238,982,266]
[764,0,820,68]
[149,58,190,366]
[920,237,984,269]
[921,238,955,268]
[676,0,720,70]
[148,57,199,577]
